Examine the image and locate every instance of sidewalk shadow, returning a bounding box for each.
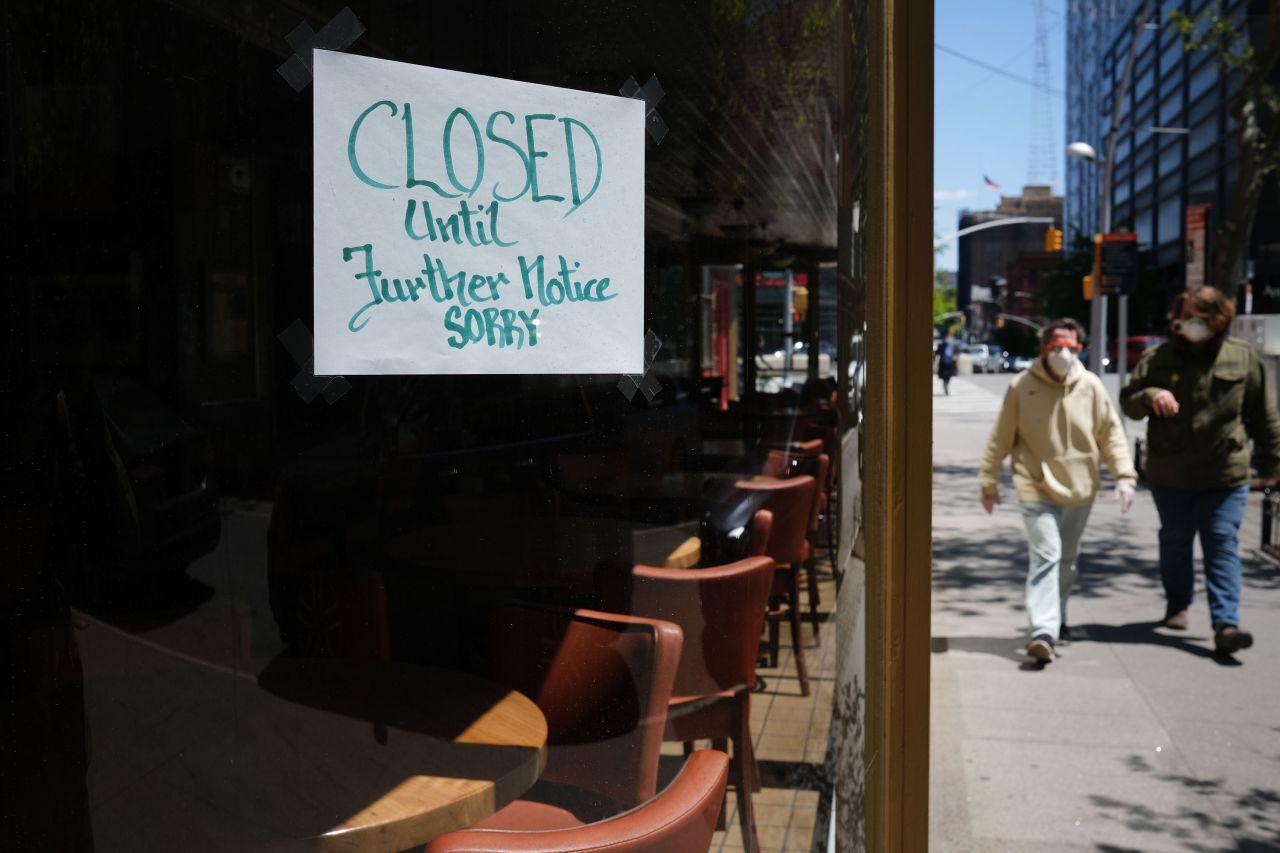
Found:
[930,634,1029,664]
[1074,621,1244,666]
[1090,755,1280,851]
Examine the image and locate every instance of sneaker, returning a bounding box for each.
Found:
[1058,624,1072,645]
[1163,608,1189,630]
[1214,624,1254,655]
[1027,634,1055,662]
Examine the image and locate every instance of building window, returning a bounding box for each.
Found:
[1135,65,1156,100]
[1158,90,1183,125]
[1159,37,1183,75]
[1115,135,1132,163]
[1188,58,1217,101]
[1135,209,1154,248]
[1188,148,1217,181]
[1134,160,1154,193]
[1158,140,1183,176]
[1114,179,1132,206]
[1162,192,1177,242]
[1188,88,1219,125]
[1188,118,1216,157]
[1187,174,1216,204]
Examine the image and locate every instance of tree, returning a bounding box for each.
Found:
[1170,0,1280,299]
[1036,234,1092,325]
[933,268,957,321]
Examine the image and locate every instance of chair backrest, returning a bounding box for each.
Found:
[426,750,729,853]
[291,568,390,661]
[733,475,815,566]
[750,508,773,557]
[489,602,683,811]
[761,453,829,533]
[621,558,775,699]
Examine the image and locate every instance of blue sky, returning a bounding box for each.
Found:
[934,1,1067,271]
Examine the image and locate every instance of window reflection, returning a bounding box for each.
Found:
[3,1,853,850]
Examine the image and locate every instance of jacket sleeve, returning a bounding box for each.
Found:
[978,384,1018,495]
[1244,351,1280,478]
[1093,379,1137,483]
[1119,349,1161,419]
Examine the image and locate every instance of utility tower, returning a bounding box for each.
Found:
[1027,0,1058,187]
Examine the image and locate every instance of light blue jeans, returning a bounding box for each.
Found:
[1019,500,1093,640]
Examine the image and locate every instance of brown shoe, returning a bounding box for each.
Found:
[1163,609,1189,630]
[1214,625,1254,655]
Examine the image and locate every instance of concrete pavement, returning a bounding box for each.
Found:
[929,373,1280,853]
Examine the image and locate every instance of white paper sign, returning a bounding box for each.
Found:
[313,50,645,375]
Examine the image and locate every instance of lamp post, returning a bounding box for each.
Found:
[1069,123,1190,382]
[1067,0,1158,381]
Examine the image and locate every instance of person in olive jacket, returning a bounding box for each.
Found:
[1121,285,1280,656]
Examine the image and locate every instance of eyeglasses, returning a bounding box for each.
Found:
[1048,340,1082,352]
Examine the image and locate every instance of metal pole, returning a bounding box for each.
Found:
[784,268,795,384]
[1092,0,1153,376]
[1117,293,1129,384]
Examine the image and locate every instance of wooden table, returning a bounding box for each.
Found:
[383,516,700,594]
[78,617,547,852]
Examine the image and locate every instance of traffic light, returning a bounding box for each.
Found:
[1044,226,1064,253]
[1083,274,1093,301]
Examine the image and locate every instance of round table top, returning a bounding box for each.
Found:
[79,618,547,853]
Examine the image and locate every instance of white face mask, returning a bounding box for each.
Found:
[1047,346,1077,375]
[1175,317,1212,344]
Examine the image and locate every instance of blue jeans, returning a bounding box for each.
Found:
[1148,484,1248,628]
[1019,501,1093,640]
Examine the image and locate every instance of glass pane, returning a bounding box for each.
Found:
[5,3,851,851]
[1157,195,1183,245]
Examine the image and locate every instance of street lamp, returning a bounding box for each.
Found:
[1066,141,1098,162]
[1068,122,1190,381]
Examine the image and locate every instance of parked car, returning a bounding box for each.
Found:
[1105,335,1168,372]
[1009,354,1034,372]
[964,344,1004,374]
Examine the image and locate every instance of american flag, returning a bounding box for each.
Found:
[983,174,1001,193]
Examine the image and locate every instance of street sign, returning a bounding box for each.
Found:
[1099,232,1139,296]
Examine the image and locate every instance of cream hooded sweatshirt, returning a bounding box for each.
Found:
[978,357,1137,506]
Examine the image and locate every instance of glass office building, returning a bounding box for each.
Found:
[1065,0,1280,314]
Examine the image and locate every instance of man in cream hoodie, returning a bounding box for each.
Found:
[978,318,1138,662]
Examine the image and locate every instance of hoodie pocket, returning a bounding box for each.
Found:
[1039,453,1100,501]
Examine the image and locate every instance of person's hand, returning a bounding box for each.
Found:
[1262,474,1280,488]
[980,491,999,514]
[1115,481,1136,514]
[1151,390,1180,417]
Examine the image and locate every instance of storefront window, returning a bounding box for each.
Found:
[2,3,864,851]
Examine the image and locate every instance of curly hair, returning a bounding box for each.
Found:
[1039,317,1086,346]
[1169,286,1236,336]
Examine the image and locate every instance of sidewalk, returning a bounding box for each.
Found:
[929,374,1280,852]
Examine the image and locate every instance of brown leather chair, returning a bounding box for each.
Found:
[473,602,683,830]
[426,750,728,853]
[291,567,391,661]
[599,557,774,853]
[759,452,830,645]
[733,475,817,696]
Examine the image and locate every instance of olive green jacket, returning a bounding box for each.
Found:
[1120,336,1280,489]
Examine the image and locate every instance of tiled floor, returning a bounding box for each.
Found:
[670,564,838,853]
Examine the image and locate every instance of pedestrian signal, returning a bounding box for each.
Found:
[1083,274,1093,301]
[1044,226,1064,253]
